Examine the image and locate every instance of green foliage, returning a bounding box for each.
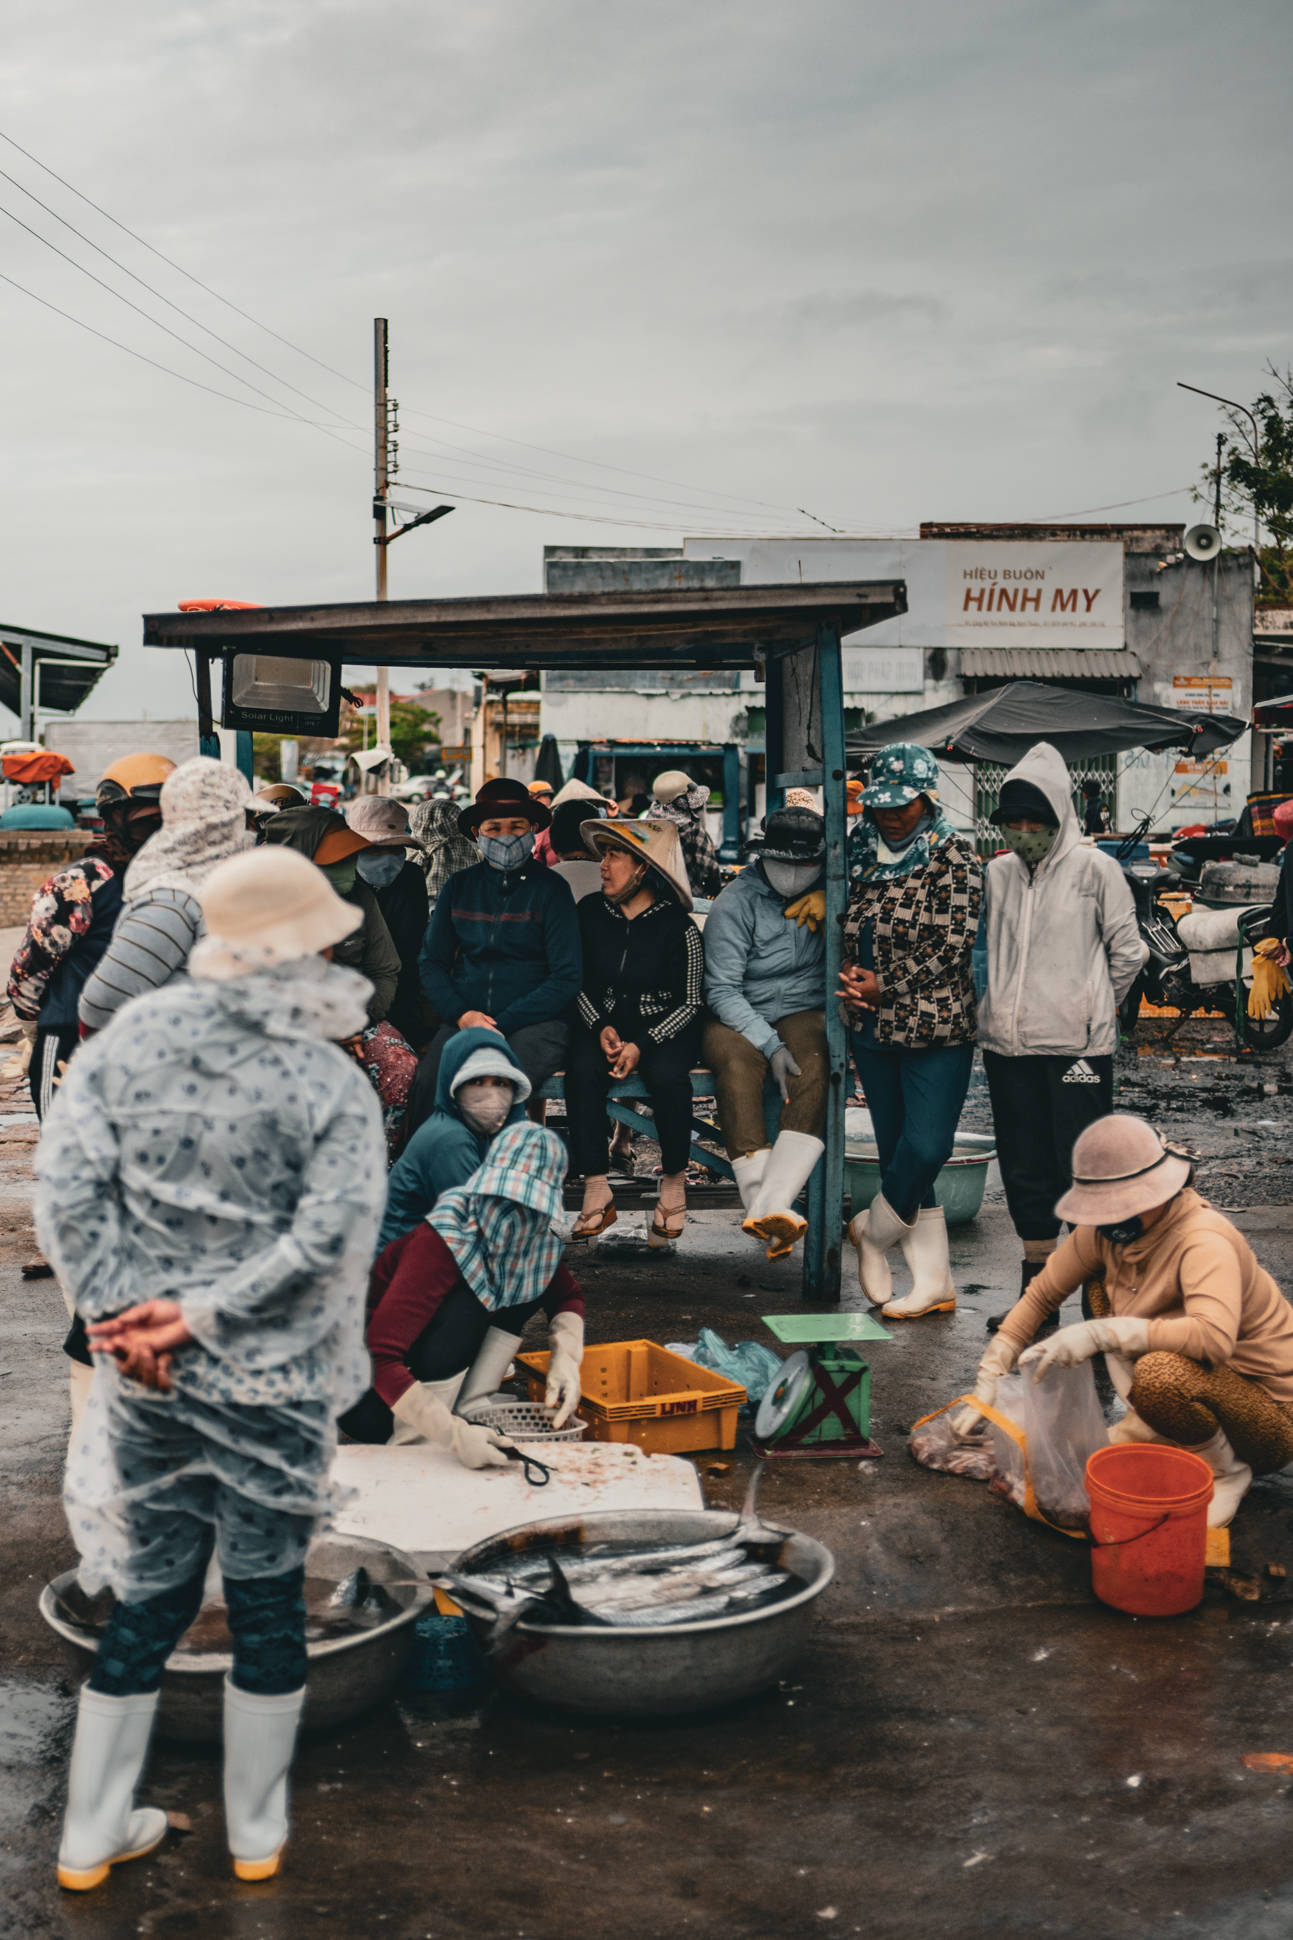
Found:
[343,700,443,773]
[1198,365,1293,603]
[252,734,282,783]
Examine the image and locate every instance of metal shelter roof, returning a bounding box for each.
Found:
[142,581,906,670]
[0,622,117,721]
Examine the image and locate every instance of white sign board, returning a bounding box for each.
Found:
[945,542,1123,646]
[683,536,1126,651]
[842,646,924,693]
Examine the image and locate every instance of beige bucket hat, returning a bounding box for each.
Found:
[1055,1114,1192,1226]
[582,817,694,911]
[346,795,425,848]
[198,848,362,966]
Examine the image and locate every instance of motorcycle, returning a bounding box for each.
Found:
[1118,858,1293,1052]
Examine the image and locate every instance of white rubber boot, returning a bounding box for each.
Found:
[1190,1429,1253,1528]
[391,1371,463,1444]
[1106,1407,1165,1446]
[223,1677,305,1881]
[886,1206,957,1319]
[57,1686,168,1891]
[455,1325,525,1414]
[742,1132,824,1259]
[848,1191,913,1307]
[731,1150,770,1211]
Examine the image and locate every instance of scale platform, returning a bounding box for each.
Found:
[752,1313,891,1461]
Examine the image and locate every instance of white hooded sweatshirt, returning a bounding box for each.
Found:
[977,741,1146,1059]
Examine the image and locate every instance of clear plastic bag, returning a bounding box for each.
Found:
[908,1407,997,1481]
[1021,1358,1106,1531]
[985,1373,1027,1510]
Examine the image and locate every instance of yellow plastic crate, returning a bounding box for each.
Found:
[517,1339,745,1455]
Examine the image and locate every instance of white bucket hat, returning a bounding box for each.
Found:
[346,795,425,849]
[450,1044,532,1104]
[193,848,361,978]
[1055,1115,1192,1225]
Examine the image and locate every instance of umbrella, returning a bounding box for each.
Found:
[533,732,564,789]
[847,681,1246,767]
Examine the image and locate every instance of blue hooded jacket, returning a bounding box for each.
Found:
[376,1027,528,1251]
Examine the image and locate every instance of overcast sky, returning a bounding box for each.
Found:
[1,0,1289,727]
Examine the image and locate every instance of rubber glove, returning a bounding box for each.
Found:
[1019,1315,1150,1380]
[1249,937,1291,1021]
[769,1043,802,1103]
[545,1309,585,1428]
[951,1333,1019,1441]
[784,890,826,933]
[390,1381,514,1469]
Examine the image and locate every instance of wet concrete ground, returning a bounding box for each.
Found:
[4,1028,1293,1939]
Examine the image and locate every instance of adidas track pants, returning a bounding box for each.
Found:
[982,1049,1113,1243]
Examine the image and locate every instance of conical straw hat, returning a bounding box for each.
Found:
[581,817,694,911]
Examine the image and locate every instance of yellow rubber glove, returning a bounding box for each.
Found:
[784,889,826,932]
[1248,937,1291,1021]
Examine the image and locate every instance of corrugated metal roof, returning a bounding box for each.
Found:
[960,648,1141,679]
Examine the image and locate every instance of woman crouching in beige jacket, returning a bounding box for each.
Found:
[957,1114,1293,1527]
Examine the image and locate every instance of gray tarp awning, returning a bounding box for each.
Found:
[847,680,1246,767]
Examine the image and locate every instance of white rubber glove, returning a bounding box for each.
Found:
[768,1043,801,1103]
[390,1381,514,1469]
[1019,1316,1150,1380]
[545,1309,585,1428]
[950,1333,1019,1441]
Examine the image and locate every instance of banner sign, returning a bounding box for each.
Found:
[945,542,1124,647]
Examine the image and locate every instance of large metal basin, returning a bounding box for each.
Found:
[454,1509,834,1719]
[39,1534,432,1744]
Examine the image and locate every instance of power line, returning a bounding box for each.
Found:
[0,265,370,426]
[0,197,358,432]
[0,159,360,426]
[0,123,367,394]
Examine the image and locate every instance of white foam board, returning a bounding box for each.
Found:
[330,1438,705,1561]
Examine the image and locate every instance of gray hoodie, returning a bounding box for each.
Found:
[977,742,1146,1059]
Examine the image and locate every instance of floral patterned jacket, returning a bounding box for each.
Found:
[7,859,122,1024]
[842,832,983,1047]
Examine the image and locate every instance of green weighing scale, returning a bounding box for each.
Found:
[752,1312,892,1462]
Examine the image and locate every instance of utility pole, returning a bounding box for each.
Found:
[1211,431,1224,676]
[373,318,394,792]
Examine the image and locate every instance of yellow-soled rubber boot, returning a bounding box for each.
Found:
[223,1677,305,1883]
[57,1686,168,1890]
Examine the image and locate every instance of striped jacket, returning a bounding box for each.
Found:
[78,886,204,1031]
[842,833,983,1047]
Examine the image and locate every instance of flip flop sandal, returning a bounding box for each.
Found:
[646,1202,686,1249]
[571,1201,617,1242]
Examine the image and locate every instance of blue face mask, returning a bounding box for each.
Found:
[479,831,535,873]
[356,850,404,889]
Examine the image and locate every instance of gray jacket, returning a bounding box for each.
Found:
[978,742,1146,1060]
[702,863,824,1057]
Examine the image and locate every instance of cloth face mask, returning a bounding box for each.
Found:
[479,831,535,873]
[763,859,822,899]
[356,850,404,889]
[1001,825,1058,866]
[1097,1215,1145,1246]
[456,1080,514,1135]
[320,857,358,895]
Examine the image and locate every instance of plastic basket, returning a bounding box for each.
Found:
[517,1340,745,1455]
[459,1398,587,1443]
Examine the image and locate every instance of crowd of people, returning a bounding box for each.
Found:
[15,737,1293,1893]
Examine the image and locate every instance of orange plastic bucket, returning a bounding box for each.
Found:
[1085,1445,1213,1616]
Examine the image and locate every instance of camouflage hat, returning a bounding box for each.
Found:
[860,742,940,809]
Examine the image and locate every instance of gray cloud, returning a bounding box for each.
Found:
[0,0,1286,716]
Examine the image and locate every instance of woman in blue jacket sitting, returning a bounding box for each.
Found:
[376,1027,529,1251]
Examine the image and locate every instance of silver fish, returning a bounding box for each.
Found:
[604,1591,737,1628]
[501,1537,743,1585]
[724,1570,792,1604]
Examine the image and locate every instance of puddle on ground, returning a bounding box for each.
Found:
[0,1675,73,1769]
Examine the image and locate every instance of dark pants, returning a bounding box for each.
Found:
[982,1049,1114,1243]
[31,1025,77,1120]
[337,1282,555,1445]
[564,1021,702,1177]
[851,1036,975,1224]
[405,1018,570,1140]
[89,1562,306,1697]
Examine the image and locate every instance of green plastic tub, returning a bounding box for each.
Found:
[843,1132,996,1226]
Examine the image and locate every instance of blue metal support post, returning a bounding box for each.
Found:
[764,655,785,817]
[235,731,255,784]
[720,744,741,861]
[801,622,846,1302]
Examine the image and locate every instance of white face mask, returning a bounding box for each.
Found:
[763,858,821,898]
[455,1080,514,1135]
